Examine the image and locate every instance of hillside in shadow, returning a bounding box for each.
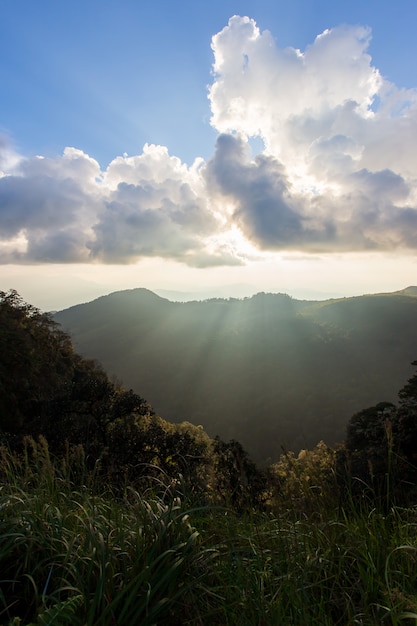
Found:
[54,287,417,463]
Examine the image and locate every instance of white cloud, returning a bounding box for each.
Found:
[89,146,241,266]
[0,147,101,262]
[209,19,382,160]
[0,140,239,266]
[1,15,417,265]
[207,16,417,253]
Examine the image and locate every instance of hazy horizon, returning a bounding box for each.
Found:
[4,274,415,313]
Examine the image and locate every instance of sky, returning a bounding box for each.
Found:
[1,0,417,310]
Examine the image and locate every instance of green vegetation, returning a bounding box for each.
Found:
[0,290,264,507]
[2,438,417,624]
[340,360,417,508]
[54,287,417,464]
[2,289,417,624]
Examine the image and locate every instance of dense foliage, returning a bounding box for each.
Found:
[341,361,417,506]
[0,289,264,504]
[0,289,74,434]
[2,437,417,624]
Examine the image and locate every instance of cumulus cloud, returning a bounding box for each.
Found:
[0,142,240,266]
[88,144,228,265]
[1,15,417,264]
[0,148,101,262]
[205,133,336,250]
[205,131,417,253]
[207,15,417,253]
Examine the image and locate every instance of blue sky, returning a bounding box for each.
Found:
[3,0,417,166]
[1,0,417,309]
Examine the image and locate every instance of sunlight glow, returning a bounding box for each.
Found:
[0,231,28,257]
[207,225,274,262]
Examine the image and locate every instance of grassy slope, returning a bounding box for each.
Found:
[1,439,417,626]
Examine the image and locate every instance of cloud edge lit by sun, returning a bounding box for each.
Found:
[1,16,417,267]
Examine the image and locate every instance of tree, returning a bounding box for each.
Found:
[342,402,396,500]
[0,290,74,435]
[342,362,417,505]
[212,437,266,509]
[268,441,337,513]
[394,361,417,489]
[0,291,264,503]
[0,291,150,452]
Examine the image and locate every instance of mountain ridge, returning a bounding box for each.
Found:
[56,285,417,313]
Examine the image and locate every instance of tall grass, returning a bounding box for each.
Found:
[1,438,417,625]
[207,507,417,625]
[0,438,215,625]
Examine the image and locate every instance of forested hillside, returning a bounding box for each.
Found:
[4,289,417,624]
[54,286,417,463]
[0,289,264,507]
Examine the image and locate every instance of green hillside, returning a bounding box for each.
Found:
[55,287,417,464]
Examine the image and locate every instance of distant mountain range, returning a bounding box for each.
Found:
[54,286,417,464]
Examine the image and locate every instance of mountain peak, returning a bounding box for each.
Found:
[401,286,417,296]
[106,288,168,302]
